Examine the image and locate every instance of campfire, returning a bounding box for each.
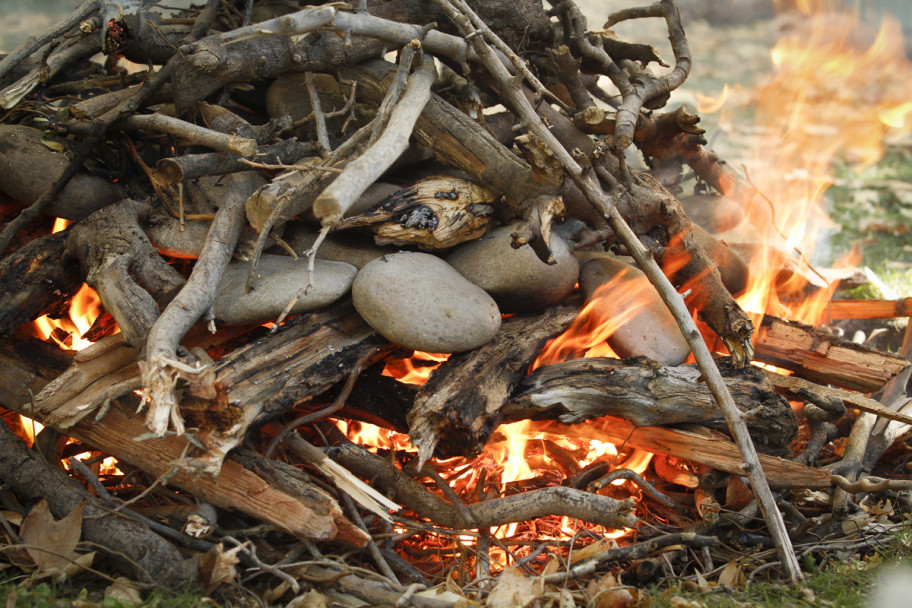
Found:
[1,0,911,602]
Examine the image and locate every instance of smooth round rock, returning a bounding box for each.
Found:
[214,255,356,324]
[446,222,579,313]
[679,193,745,234]
[353,252,501,352]
[282,223,398,269]
[579,255,690,366]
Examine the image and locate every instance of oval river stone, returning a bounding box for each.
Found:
[353,252,501,352]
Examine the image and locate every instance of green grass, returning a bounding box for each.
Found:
[825,146,912,298]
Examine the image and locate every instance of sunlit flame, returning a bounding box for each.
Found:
[17,415,43,447]
[730,4,912,328]
[695,83,732,115]
[532,269,652,370]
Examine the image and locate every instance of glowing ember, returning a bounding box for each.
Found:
[382,351,450,385]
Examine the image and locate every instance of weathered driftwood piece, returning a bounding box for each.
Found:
[0,421,199,586]
[507,357,799,456]
[65,198,186,348]
[407,306,578,464]
[754,315,910,392]
[0,231,83,334]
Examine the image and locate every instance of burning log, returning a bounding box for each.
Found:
[754,315,910,392]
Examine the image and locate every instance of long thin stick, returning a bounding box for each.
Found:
[433,0,803,584]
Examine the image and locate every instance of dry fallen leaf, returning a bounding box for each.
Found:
[198,543,243,595]
[717,559,745,589]
[486,567,542,608]
[105,576,143,605]
[286,588,329,608]
[584,573,636,608]
[19,500,83,573]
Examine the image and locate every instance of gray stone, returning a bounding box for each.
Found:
[214,254,356,324]
[446,222,580,313]
[282,222,398,269]
[353,252,501,352]
[578,255,690,366]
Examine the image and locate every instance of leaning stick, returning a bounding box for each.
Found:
[434,0,803,584]
[312,51,437,224]
[122,113,258,157]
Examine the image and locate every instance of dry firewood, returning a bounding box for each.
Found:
[0,32,98,109]
[0,231,83,334]
[0,421,199,586]
[313,53,438,225]
[0,0,98,84]
[322,438,638,531]
[141,171,264,437]
[122,113,258,157]
[507,357,799,456]
[408,306,578,465]
[169,0,551,112]
[340,60,563,260]
[69,85,173,120]
[436,0,799,581]
[153,139,315,186]
[754,315,910,392]
[763,371,912,428]
[0,342,368,545]
[65,198,186,348]
[0,336,72,408]
[826,297,912,319]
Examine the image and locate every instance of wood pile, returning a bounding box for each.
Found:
[0,0,910,602]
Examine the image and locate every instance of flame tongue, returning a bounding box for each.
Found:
[720,2,912,327]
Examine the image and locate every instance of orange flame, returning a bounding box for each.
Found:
[731,4,912,327]
[31,283,104,351]
[382,351,450,385]
[532,270,651,370]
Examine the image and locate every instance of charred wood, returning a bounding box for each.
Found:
[507,356,799,456]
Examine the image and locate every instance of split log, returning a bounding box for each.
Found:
[407,305,578,464]
[753,315,910,392]
[506,356,799,456]
[826,298,912,319]
[0,420,199,586]
[544,418,831,489]
[34,300,391,473]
